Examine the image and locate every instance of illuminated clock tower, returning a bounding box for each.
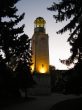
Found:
[29,17,50,95]
[31,17,49,74]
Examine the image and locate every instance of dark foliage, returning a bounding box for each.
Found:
[0,0,34,98]
[0,59,20,98]
[0,0,25,64]
[48,0,82,94]
[48,0,82,65]
[15,60,35,97]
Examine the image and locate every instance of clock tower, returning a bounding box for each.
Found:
[30,17,50,95]
[31,17,49,74]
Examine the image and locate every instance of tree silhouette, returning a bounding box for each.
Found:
[15,60,35,98]
[48,0,82,66]
[0,0,25,65]
[0,0,34,97]
[9,34,32,70]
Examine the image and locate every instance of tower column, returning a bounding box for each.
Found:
[30,17,51,95]
[31,17,49,74]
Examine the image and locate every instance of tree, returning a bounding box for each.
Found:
[9,34,32,70]
[48,1,82,94]
[0,0,25,65]
[0,0,34,97]
[0,0,32,74]
[14,34,34,98]
[47,0,82,66]
[15,60,35,98]
[0,56,19,97]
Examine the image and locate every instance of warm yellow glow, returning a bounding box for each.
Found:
[38,65,47,73]
[31,64,34,73]
[39,67,46,73]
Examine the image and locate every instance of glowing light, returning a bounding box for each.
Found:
[31,64,34,72]
[39,64,47,73]
[39,68,46,73]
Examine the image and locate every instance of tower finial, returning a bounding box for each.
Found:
[34,17,46,28]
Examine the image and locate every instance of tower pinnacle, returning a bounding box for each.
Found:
[34,17,46,27]
[34,17,46,33]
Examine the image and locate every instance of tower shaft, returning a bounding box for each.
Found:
[31,17,49,74]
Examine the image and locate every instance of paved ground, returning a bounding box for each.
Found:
[50,96,82,110]
[1,93,82,110]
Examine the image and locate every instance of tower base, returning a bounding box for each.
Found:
[28,73,51,95]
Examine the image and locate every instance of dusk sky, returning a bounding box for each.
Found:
[17,0,72,70]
